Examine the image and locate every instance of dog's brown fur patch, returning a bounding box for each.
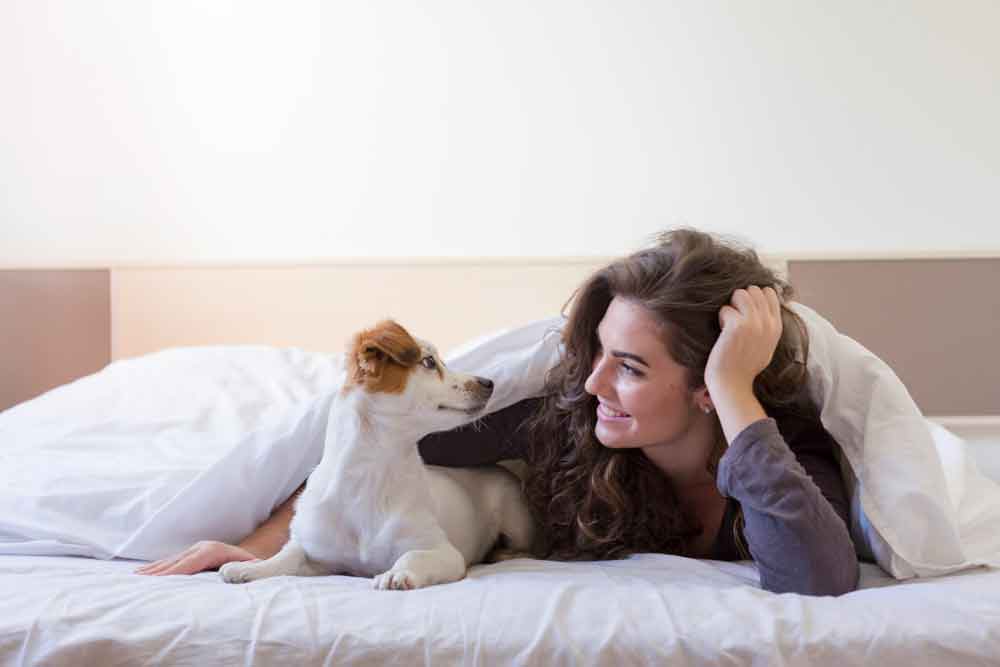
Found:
[346,320,421,394]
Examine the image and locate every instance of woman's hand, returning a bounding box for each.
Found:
[704,285,783,394]
[134,541,258,576]
[703,285,782,445]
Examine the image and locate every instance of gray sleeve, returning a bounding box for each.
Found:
[418,398,539,466]
[717,418,859,596]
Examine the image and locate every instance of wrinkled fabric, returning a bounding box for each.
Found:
[793,304,1000,577]
[2,554,1000,667]
[1,311,998,580]
[0,346,343,560]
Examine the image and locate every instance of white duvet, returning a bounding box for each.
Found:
[1,308,999,579]
[3,310,1000,666]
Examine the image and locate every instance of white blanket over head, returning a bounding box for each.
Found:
[0,347,343,560]
[1,309,997,579]
[793,303,1000,577]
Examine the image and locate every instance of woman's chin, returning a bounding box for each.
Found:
[594,424,633,449]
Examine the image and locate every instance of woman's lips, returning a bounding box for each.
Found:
[597,402,631,421]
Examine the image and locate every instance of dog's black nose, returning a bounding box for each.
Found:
[477,378,494,390]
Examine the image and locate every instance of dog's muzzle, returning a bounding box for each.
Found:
[470,376,494,402]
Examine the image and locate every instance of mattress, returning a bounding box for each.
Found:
[2,553,999,666]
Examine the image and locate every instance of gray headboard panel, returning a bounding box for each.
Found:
[787,258,999,417]
[0,270,111,412]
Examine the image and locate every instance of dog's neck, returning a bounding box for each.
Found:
[305,388,433,502]
[338,388,431,449]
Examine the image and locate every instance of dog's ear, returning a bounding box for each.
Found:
[347,320,421,389]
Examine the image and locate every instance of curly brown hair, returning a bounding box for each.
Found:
[523,228,811,560]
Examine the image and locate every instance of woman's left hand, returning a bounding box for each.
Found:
[704,285,783,395]
[134,541,258,576]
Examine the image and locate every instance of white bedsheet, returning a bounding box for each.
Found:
[1,554,998,666]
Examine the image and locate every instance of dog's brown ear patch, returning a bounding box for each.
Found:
[346,320,421,394]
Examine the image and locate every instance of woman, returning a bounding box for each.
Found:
[138,229,859,595]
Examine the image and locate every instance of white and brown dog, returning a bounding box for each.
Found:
[220,320,535,590]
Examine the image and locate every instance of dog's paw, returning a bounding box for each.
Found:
[220,561,260,584]
[373,569,426,591]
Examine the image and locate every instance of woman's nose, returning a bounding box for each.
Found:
[584,356,607,396]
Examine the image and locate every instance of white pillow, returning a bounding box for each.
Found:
[0,346,343,560]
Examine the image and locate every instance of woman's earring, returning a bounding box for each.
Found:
[702,405,713,414]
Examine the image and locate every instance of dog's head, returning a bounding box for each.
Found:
[345,319,494,431]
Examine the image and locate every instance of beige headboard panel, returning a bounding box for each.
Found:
[788,258,999,417]
[111,261,609,361]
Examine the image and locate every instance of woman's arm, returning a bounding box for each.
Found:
[704,286,857,594]
[134,485,304,576]
[237,485,303,557]
[417,397,541,465]
[718,418,858,595]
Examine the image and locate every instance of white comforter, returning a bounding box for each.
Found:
[3,313,1000,665]
[1,554,998,666]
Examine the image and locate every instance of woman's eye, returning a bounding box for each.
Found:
[421,356,437,370]
[620,362,643,378]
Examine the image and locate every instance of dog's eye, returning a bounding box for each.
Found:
[421,356,437,370]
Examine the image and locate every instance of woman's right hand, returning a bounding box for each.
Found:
[134,541,258,576]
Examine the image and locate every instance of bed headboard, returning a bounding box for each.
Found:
[2,257,997,417]
[0,269,111,413]
[787,258,1000,418]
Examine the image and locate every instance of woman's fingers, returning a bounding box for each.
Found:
[718,303,740,330]
[135,559,180,576]
[142,561,182,576]
[140,542,260,576]
[135,546,195,574]
[729,285,781,329]
[135,542,223,576]
[724,287,766,329]
[763,287,783,340]
[136,553,193,576]
[745,285,774,317]
[763,285,781,317]
[730,288,753,315]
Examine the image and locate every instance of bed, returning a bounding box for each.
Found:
[1,255,999,666]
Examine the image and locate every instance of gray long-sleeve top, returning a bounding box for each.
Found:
[716,416,858,595]
[418,397,860,597]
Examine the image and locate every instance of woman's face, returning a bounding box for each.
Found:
[584,297,711,453]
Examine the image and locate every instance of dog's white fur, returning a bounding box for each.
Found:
[220,321,535,590]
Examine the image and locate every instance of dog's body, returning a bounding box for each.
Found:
[220,320,535,590]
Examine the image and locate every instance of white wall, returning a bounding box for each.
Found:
[2,1,998,265]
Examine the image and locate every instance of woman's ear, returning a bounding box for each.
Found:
[693,386,714,414]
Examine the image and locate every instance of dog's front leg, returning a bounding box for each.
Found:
[220,540,325,584]
[373,543,466,591]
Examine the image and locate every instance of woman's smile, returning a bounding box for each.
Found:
[585,297,714,455]
[597,402,631,421]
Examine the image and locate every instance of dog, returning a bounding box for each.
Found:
[219,319,536,590]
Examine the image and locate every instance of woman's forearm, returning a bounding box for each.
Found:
[238,484,304,559]
[709,381,768,446]
[418,398,540,466]
[717,419,859,596]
